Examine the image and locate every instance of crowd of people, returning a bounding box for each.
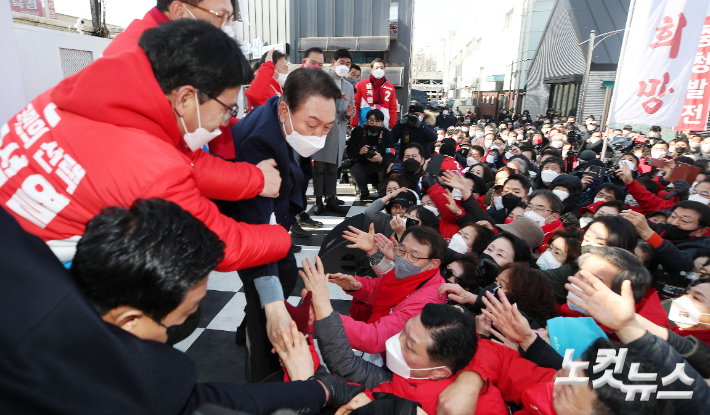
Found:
[2,0,710,414]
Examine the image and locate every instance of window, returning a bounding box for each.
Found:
[548,83,580,117]
[503,8,513,29]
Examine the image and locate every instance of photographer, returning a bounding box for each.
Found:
[346,109,397,200]
[392,102,438,158]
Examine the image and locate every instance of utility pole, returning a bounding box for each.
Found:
[477,66,484,118]
[508,60,514,111]
[577,28,625,122]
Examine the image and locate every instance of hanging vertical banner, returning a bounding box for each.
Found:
[610,0,710,127]
[675,16,710,130]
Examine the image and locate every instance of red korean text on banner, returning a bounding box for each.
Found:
[675,16,710,130]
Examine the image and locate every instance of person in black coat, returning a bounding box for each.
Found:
[435,108,456,130]
[346,109,397,199]
[548,174,583,215]
[392,102,438,158]
[0,205,360,415]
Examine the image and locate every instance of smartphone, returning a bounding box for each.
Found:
[668,162,701,184]
[405,218,419,229]
[584,166,604,179]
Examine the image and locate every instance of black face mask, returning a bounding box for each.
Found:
[502,193,522,211]
[367,125,381,134]
[663,224,697,241]
[676,147,687,154]
[403,158,422,175]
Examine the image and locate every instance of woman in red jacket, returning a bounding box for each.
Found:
[245,48,290,110]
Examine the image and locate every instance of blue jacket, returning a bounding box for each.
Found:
[230,96,312,282]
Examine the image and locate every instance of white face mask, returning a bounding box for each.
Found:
[372,68,386,79]
[281,105,327,157]
[493,195,504,210]
[505,152,514,160]
[486,153,496,163]
[651,150,667,159]
[507,137,516,145]
[451,188,463,200]
[702,144,710,153]
[462,127,469,132]
[625,194,639,207]
[523,210,551,227]
[537,250,562,270]
[567,284,590,315]
[484,140,493,148]
[668,296,710,328]
[551,141,563,148]
[448,233,469,254]
[423,205,439,216]
[385,332,446,379]
[540,169,559,184]
[443,110,449,115]
[688,193,710,205]
[180,92,222,151]
[590,138,601,144]
[690,142,700,149]
[579,217,593,228]
[467,156,476,167]
[669,146,676,153]
[477,132,485,138]
[335,65,350,77]
[552,189,569,202]
[221,23,236,38]
[619,159,636,171]
[276,71,289,87]
[593,197,606,204]
[517,134,524,141]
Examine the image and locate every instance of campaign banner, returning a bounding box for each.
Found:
[674,16,710,130]
[610,0,709,127]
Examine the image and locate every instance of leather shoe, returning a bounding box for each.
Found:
[334,197,346,205]
[298,212,323,228]
[290,223,309,238]
[290,244,302,254]
[313,200,325,215]
[325,197,349,215]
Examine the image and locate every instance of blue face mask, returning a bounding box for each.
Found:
[394,255,426,280]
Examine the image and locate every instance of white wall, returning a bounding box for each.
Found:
[1,6,26,122]
[13,23,111,103]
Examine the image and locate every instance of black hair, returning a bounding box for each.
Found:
[636,178,658,195]
[597,200,625,214]
[528,189,563,213]
[366,108,385,122]
[420,304,478,375]
[596,183,624,201]
[333,48,353,62]
[583,338,666,415]
[281,68,342,113]
[493,232,533,263]
[401,226,447,261]
[139,20,253,101]
[464,172,488,197]
[350,63,361,73]
[471,163,494,184]
[584,216,639,254]
[403,142,425,157]
[548,229,581,264]
[459,222,495,256]
[504,173,532,194]
[439,143,456,157]
[674,200,710,228]
[371,58,385,67]
[469,145,485,158]
[157,0,200,12]
[71,199,224,321]
[540,156,565,173]
[304,47,324,59]
[407,205,440,232]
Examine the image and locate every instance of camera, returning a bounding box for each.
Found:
[364,147,377,159]
[401,113,422,128]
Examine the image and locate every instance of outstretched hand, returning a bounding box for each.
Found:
[343,223,376,255]
[374,233,396,262]
[273,321,315,381]
[565,271,636,332]
[299,256,334,319]
[481,290,536,350]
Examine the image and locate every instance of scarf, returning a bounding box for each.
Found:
[368,267,439,324]
[369,74,387,106]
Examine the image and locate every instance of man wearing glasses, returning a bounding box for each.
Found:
[621,201,710,287]
[331,226,447,356]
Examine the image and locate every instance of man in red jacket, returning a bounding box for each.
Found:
[0,21,289,273]
[351,58,398,129]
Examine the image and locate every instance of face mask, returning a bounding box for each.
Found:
[551,141,563,148]
[587,125,597,132]
[579,217,593,228]
[502,193,522,211]
[335,65,350,77]
[372,68,386,79]
[394,254,426,280]
[443,110,449,115]
[668,296,710,328]
[180,92,222,151]
[506,137,516,145]
[276,71,289,88]
[493,195,504,210]
[221,23,235,38]
[690,142,700,149]
[689,194,710,205]
[403,158,421,175]
[663,224,697,241]
[281,106,327,157]
[590,138,600,144]
[504,217,515,224]
[533,137,543,145]
[518,134,524,141]
[669,146,676,153]
[484,140,493,148]
[701,144,710,153]
[634,152,643,158]
[462,127,469,132]
[625,194,639,207]
[567,284,590,315]
[619,159,636,171]
[490,145,500,151]
[385,333,446,379]
[537,250,562,270]
[486,153,496,163]
[477,132,485,138]
[540,169,559,184]
[368,125,381,134]
[437,134,445,140]
[467,156,476,166]
[345,77,357,87]
[505,151,514,160]
[448,233,470,254]
[423,205,439,216]
[651,150,667,158]
[552,189,569,202]
[524,210,550,227]
[452,188,463,200]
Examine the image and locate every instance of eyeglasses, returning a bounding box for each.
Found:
[181,1,234,27]
[443,268,461,284]
[208,94,239,122]
[394,246,431,263]
[690,189,710,199]
[525,203,554,215]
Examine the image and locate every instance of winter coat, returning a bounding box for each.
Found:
[538,220,564,255]
[644,224,710,280]
[624,179,676,215]
[0,47,289,271]
[244,61,283,110]
[351,78,398,129]
[427,183,466,242]
[312,70,354,165]
[549,174,583,215]
[345,126,397,162]
[435,114,456,130]
[391,114,438,159]
[341,268,446,354]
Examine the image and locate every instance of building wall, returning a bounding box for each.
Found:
[524,0,586,116]
[515,0,554,90]
[579,70,615,122]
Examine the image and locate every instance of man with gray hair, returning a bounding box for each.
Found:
[562,246,668,330]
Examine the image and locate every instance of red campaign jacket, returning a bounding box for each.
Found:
[0,47,290,271]
[625,179,675,215]
[560,288,669,335]
[538,220,564,255]
[245,61,282,110]
[351,78,398,129]
[427,183,466,242]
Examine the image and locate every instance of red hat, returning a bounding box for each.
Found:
[440,156,462,172]
[578,200,606,216]
[283,291,313,335]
